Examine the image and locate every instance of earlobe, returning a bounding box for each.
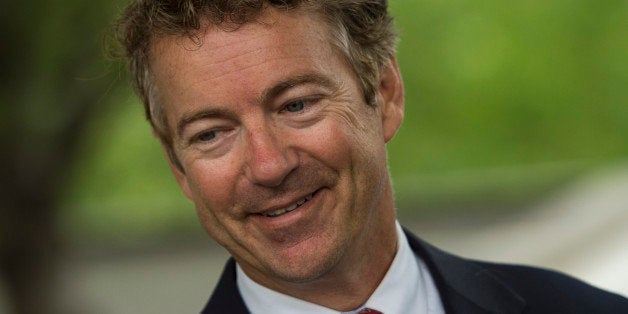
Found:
[378,57,405,143]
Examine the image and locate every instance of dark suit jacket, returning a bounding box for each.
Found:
[201,229,628,313]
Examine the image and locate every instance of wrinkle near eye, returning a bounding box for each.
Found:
[324,85,374,134]
[326,103,362,131]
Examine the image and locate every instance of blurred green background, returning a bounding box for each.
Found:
[58,0,628,245]
[2,0,627,313]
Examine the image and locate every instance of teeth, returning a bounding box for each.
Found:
[262,193,313,217]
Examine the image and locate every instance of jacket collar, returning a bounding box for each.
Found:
[202,258,249,314]
[403,228,526,313]
[202,228,527,314]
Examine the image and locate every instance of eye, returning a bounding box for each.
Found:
[284,100,306,113]
[194,130,218,142]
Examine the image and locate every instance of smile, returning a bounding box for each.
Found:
[261,193,314,218]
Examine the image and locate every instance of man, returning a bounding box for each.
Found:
[114,1,627,313]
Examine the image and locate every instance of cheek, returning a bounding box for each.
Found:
[185,159,239,214]
[185,160,244,247]
[295,120,355,167]
[326,113,383,164]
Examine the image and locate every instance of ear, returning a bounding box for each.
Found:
[377,57,405,143]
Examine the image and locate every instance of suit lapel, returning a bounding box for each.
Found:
[201,258,249,314]
[202,228,527,314]
[404,229,526,314]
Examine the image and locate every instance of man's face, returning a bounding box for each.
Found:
[150,8,403,289]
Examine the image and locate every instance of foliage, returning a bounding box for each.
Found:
[1,0,130,312]
[388,0,628,175]
[59,0,628,241]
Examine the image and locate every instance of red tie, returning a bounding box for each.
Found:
[358,308,383,314]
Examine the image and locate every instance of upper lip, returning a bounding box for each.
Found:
[252,190,317,216]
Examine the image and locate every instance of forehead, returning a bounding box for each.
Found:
[146,7,352,136]
[149,8,336,93]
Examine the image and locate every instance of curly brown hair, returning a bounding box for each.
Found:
[114,0,397,155]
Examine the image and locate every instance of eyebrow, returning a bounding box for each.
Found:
[176,73,337,137]
[258,73,337,105]
[176,108,235,138]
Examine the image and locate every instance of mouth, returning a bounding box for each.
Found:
[260,193,315,218]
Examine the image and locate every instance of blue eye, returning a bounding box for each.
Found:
[196,131,217,142]
[284,100,305,112]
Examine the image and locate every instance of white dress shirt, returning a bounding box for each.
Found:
[236,221,445,314]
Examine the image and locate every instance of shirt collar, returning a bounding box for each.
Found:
[236,221,443,314]
[359,221,433,313]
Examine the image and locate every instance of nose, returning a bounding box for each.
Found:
[243,125,298,187]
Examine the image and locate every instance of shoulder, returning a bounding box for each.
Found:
[403,228,628,313]
[477,261,628,313]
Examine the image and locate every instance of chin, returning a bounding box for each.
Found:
[263,239,346,284]
[267,257,340,284]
